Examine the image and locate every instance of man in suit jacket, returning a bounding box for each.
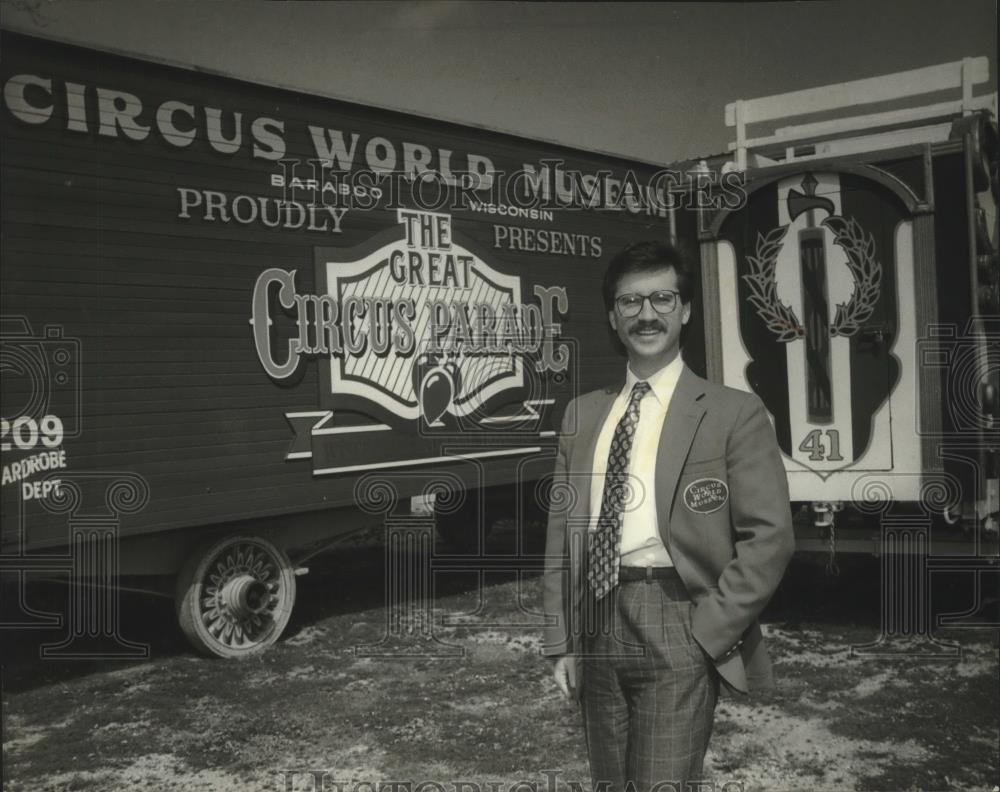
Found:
[543,240,794,792]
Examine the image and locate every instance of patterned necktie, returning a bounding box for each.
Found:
[588,380,651,599]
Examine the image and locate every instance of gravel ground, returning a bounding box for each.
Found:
[2,534,998,792]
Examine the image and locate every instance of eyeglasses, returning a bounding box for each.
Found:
[614,290,681,317]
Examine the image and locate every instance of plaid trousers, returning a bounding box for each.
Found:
[581,571,719,792]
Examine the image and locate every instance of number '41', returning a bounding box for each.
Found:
[798,428,844,461]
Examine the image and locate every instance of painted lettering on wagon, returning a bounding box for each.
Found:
[2,72,494,175]
[176,187,349,234]
[3,72,672,215]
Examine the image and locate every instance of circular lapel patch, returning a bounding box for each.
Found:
[683,478,729,514]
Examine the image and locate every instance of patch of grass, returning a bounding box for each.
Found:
[712,741,763,773]
[791,754,828,779]
[856,765,961,792]
[62,775,104,791]
[711,718,740,737]
[826,662,998,791]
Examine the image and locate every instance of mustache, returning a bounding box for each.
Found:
[628,320,667,334]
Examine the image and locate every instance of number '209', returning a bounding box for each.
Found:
[0,415,64,451]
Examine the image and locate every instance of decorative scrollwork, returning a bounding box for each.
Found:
[422,473,467,516]
[920,474,962,512]
[613,475,646,514]
[105,475,150,515]
[545,475,580,515]
[353,475,399,515]
[851,476,894,514]
[39,476,83,515]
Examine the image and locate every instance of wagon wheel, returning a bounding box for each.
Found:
[175,535,296,658]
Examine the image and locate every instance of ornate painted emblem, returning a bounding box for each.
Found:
[250,209,571,474]
[718,171,902,474]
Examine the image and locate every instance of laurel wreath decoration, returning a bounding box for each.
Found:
[822,215,881,337]
[743,217,882,342]
[742,225,805,342]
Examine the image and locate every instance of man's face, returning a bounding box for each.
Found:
[608,266,690,374]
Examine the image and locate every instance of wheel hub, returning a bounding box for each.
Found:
[220,574,270,620]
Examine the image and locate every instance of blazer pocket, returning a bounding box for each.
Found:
[680,456,725,477]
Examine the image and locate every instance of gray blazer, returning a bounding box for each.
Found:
[542,365,795,694]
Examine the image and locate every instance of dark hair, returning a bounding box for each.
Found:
[601,240,693,312]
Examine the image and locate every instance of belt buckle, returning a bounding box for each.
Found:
[645,567,653,583]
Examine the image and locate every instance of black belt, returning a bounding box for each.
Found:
[617,566,680,583]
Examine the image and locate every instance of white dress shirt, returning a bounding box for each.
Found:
[588,355,685,567]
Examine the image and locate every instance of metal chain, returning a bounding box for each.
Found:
[825,520,840,576]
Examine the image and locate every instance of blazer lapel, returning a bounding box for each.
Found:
[654,367,707,534]
[570,384,621,527]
